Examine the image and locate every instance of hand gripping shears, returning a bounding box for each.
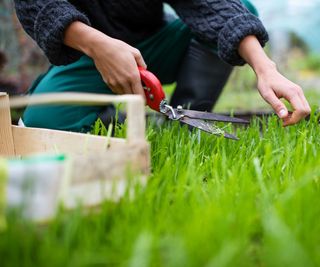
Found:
[138,67,249,140]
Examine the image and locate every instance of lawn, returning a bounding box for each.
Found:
[1,112,320,267]
[1,53,320,266]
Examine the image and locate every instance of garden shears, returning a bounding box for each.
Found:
[138,67,249,140]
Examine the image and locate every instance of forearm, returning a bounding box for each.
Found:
[238,35,276,75]
[64,21,109,58]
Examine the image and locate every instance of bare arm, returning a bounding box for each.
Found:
[239,35,311,126]
[64,21,146,98]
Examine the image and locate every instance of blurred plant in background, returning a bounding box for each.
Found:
[0,0,48,95]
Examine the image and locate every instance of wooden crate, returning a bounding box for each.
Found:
[0,92,150,218]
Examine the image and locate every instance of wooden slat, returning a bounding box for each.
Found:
[64,147,149,208]
[71,145,150,183]
[9,93,146,143]
[9,92,143,108]
[12,126,128,156]
[0,93,15,156]
[127,98,145,142]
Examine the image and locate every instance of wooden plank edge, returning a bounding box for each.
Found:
[0,94,15,156]
[12,125,127,156]
[9,93,144,108]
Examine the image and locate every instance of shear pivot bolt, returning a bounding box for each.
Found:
[149,94,154,100]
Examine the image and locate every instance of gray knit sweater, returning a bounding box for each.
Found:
[13,0,268,66]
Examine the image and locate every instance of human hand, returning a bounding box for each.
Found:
[238,35,311,126]
[88,35,147,98]
[64,22,147,98]
[256,65,311,126]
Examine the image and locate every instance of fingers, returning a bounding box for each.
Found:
[132,48,147,69]
[257,66,311,126]
[95,40,147,98]
[130,49,146,98]
[106,68,145,101]
[130,69,146,101]
[260,89,288,119]
[261,85,311,126]
[107,79,128,95]
[282,86,311,126]
[298,88,312,113]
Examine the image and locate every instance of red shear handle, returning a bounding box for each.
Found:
[138,66,166,112]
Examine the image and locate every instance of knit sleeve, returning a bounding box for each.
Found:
[13,0,91,65]
[168,0,269,66]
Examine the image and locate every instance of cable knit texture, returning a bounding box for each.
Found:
[14,0,268,66]
[14,0,90,65]
[170,0,268,65]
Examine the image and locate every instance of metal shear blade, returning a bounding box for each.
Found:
[163,107,243,140]
[179,117,239,140]
[176,109,249,124]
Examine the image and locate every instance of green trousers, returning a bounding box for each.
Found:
[23,1,258,132]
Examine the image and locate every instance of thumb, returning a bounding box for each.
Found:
[263,91,288,119]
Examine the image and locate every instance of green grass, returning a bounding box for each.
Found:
[1,113,320,267]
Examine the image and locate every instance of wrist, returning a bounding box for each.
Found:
[253,59,277,77]
[64,21,111,58]
[238,36,277,76]
[80,30,109,58]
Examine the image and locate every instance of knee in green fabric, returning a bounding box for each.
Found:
[23,55,113,132]
[241,0,259,16]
